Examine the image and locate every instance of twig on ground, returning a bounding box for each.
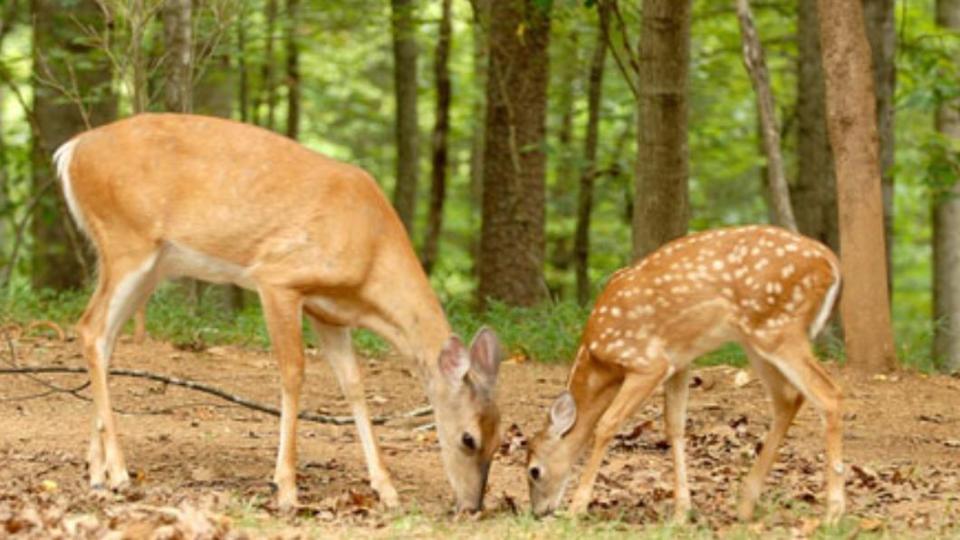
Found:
[0,365,433,426]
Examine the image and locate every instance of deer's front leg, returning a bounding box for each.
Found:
[260,287,306,512]
[569,361,670,514]
[309,318,399,507]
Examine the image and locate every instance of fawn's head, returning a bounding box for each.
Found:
[526,391,579,516]
[430,327,503,513]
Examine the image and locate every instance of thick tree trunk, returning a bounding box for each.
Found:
[632,0,692,260]
[130,0,149,114]
[933,0,960,373]
[863,0,896,293]
[390,0,420,234]
[285,0,300,140]
[794,0,838,251]
[736,0,797,232]
[31,0,115,290]
[818,0,897,373]
[478,0,550,307]
[574,7,608,306]
[163,0,193,113]
[421,0,453,275]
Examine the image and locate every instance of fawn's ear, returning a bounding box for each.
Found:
[438,335,470,387]
[469,326,503,394]
[548,391,577,439]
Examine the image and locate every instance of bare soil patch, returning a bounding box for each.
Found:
[1,332,959,537]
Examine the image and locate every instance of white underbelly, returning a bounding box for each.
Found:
[157,242,257,290]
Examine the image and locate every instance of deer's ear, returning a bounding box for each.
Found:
[469,326,503,394]
[548,391,577,439]
[438,335,470,387]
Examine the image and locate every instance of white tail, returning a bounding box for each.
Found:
[56,113,503,512]
[526,225,845,522]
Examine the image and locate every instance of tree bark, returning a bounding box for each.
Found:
[818,0,897,373]
[933,0,960,373]
[468,0,490,279]
[863,0,896,293]
[31,0,115,290]
[632,0,692,260]
[254,0,278,129]
[390,0,420,235]
[237,5,249,122]
[421,0,453,275]
[574,7,608,305]
[478,0,550,307]
[736,0,797,232]
[285,0,300,140]
[794,0,838,251]
[163,0,193,113]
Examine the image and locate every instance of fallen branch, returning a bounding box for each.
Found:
[0,366,433,426]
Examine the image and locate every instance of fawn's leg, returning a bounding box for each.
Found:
[754,332,844,522]
[737,348,805,520]
[569,358,671,514]
[663,366,692,522]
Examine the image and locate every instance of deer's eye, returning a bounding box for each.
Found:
[461,432,477,451]
[529,466,541,481]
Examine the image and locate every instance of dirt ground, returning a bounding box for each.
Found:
[1,330,959,538]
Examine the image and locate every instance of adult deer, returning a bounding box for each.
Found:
[54,114,503,512]
[526,226,844,522]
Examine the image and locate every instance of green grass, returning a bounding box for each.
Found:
[0,280,944,373]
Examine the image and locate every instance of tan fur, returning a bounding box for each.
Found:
[527,225,845,523]
[59,113,500,512]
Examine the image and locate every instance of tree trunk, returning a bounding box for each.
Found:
[254,0,278,129]
[285,0,300,140]
[390,0,420,235]
[818,0,897,373]
[237,6,249,122]
[130,0,149,114]
[632,0,692,260]
[468,0,490,280]
[863,0,896,294]
[163,0,193,113]
[933,0,960,373]
[794,0,838,251]
[574,7,608,306]
[736,0,797,232]
[31,0,115,290]
[478,0,550,307]
[421,0,453,275]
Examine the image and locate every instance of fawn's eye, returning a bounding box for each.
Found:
[529,466,541,481]
[461,432,477,451]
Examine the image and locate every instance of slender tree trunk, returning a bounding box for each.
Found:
[863,0,896,293]
[818,0,897,373]
[478,0,550,307]
[421,0,453,275]
[130,0,148,114]
[632,0,692,260]
[285,0,300,139]
[390,0,420,234]
[794,0,838,251]
[574,9,608,306]
[255,0,278,129]
[163,0,193,113]
[736,0,797,232]
[933,0,960,373]
[31,0,115,290]
[468,0,490,280]
[238,6,249,122]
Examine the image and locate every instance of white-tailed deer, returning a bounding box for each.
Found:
[526,226,844,522]
[54,113,503,512]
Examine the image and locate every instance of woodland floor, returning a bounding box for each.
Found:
[1,329,959,538]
